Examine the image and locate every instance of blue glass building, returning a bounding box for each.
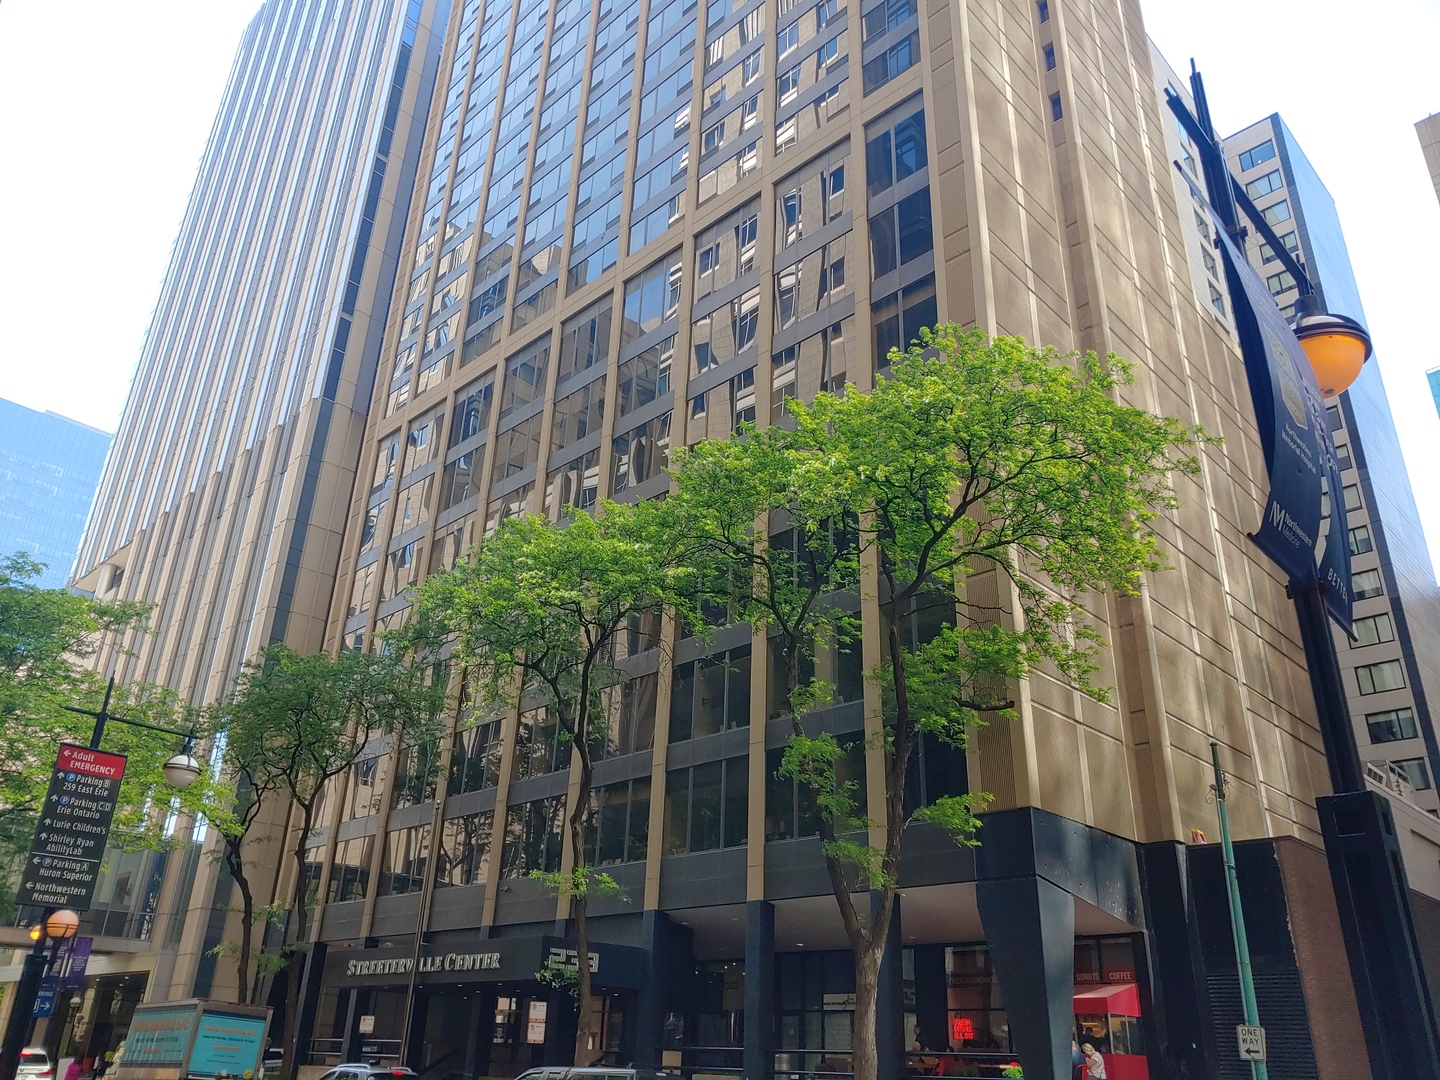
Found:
[1228,116,1440,812]
[0,398,111,588]
[1427,366,1440,421]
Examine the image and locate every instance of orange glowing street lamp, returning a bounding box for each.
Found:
[1294,307,1373,399]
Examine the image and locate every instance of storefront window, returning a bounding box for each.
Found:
[693,960,745,1048]
[776,951,855,1079]
[944,945,1008,1052]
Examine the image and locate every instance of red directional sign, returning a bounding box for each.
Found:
[16,745,127,911]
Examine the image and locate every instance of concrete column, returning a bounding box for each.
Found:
[744,900,776,1080]
[976,876,1074,1080]
[1137,841,1216,1079]
[292,941,329,1067]
[912,945,948,1056]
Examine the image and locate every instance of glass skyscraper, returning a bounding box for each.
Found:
[0,398,111,588]
[55,0,450,1021]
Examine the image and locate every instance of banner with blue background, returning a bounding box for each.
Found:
[1211,213,1352,631]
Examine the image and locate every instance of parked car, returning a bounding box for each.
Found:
[517,1069,673,1080]
[313,1065,417,1080]
[18,1050,53,1080]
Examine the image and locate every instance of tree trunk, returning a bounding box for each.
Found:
[279,805,315,1080]
[569,737,601,1065]
[226,842,256,1005]
[851,940,883,1080]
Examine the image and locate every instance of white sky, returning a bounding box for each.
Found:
[1,0,1438,572]
[0,0,263,431]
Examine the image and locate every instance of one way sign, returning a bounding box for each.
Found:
[1237,1024,1266,1062]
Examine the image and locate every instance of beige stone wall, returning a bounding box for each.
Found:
[315,0,1332,940]
[927,0,1325,847]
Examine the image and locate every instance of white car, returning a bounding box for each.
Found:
[17,1049,53,1080]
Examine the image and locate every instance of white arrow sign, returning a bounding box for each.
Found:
[1237,1025,1266,1062]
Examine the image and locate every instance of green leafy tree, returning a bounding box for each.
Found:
[215,643,445,1073]
[668,430,860,721]
[674,330,1201,1080]
[0,554,229,917]
[407,502,695,1065]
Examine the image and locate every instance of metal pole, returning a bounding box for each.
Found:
[0,929,52,1080]
[1210,742,1268,1080]
[89,677,114,750]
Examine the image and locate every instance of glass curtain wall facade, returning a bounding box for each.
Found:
[308,5,1376,1079]
[0,399,111,588]
[1225,116,1440,816]
[58,0,449,1009]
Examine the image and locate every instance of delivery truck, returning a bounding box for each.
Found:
[112,1000,272,1080]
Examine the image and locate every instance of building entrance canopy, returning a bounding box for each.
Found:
[325,935,646,990]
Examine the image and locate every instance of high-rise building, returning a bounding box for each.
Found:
[1223,118,1440,823]
[0,399,111,588]
[1417,112,1440,208]
[2,0,449,1049]
[291,2,1375,1077]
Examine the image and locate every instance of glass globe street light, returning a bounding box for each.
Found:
[163,751,203,789]
[1295,308,1373,399]
[43,910,80,941]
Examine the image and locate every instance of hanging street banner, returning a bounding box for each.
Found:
[15,745,127,911]
[1210,208,1353,631]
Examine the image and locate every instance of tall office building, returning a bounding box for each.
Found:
[289,2,1374,1077]
[0,0,449,1053]
[0,399,111,588]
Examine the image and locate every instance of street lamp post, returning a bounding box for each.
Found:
[0,680,202,1080]
[0,913,80,1080]
[1167,66,1440,1079]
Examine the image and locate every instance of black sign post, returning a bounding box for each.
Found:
[16,744,127,912]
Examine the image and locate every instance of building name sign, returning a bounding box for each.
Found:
[345,951,502,978]
[334,935,643,989]
[421,951,502,973]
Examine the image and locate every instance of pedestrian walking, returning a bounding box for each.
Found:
[1081,1043,1106,1080]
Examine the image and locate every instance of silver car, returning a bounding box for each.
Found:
[17,1049,53,1080]
[313,1065,416,1080]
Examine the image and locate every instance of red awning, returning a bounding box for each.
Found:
[1073,983,1142,1016]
